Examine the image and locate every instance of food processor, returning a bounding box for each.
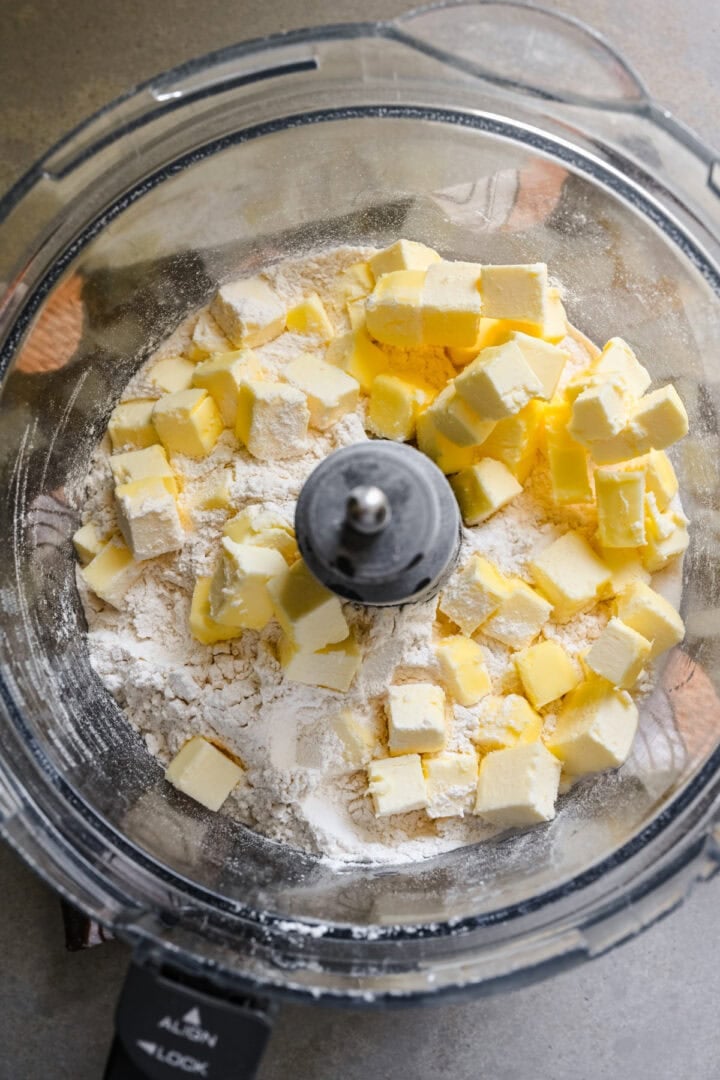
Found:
[1,2,719,1076]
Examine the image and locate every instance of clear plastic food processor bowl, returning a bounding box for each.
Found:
[1,2,719,1005]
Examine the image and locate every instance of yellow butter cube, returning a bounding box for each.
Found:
[415,412,478,475]
[165,736,244,812]
[196,470,234,511]
[110,444,179,494]
[545,403,593,505]
[419,261,482,348]
[482,579,552,650]
[365,269,425,347]
[542,286,569,343]
[192,349,264,427]
[236,380,309,460]
[530,531,611,622]
[586,616,651,689]
[588,427,643,466]
[367,754,428,817]
[592,337,651,398]
[284,354,359,430]
[209,538,287,630]
[286,293,334,340]
[439,556,510,636]
[598,547,651,595]
[268,558,349,651]
[569,382,628,446]
[475,399,545,482]
[188,310,232,360]
[450,458,522,525]
[509,333,567,400]
[224,505,297,563]
[210,276,285,348]
[423,751,478,818]
[189,575,241,645]
[336,261,375,303]
[368,239,441,278]
[515,640,581,709]
[108,399,158,451]
[332,709,378,769]
[435,636,491,706]
[629,385,689,453]
[115,476,184,561]
[346,299,366,330]
[326,327,389,391]
[152,389,223,458]
[278,631,361,692]
[72,522,106,564]
[480,263,548,325]
[369,373,434,441]
[81,536,142,608]
[595,467,646,548]
[641,508,689,572]
[149,356,196,395]
[642,450,679,511]
[454,341,543,420]
[615,581,685,658]
[473,694,544,753]
[546,677,639,775]
[475,742,560,826]
[427,386,496,448]
[387,683,447,756]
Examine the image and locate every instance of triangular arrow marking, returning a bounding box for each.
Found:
[183,1007,202,1026]
[137,1041,156,1057]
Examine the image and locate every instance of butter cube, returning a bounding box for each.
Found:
[592,337,651,398]
[188,310,232,359]
[615,581,685,658]
[369,373,435,441]
[475,400,545,482]
[629,385,689,452]
[450,458,522,525]
[515,640,582,708]
[285,354,359,430]
[192,349,264,426]
[115,477,183,561]
[210,277,285,348]
[152,389,223,458]
[427,386,496,448]
[420,261,483,348]
[110,445,179,494]
[196,470,234,511]
[224,505,297,563]
[546,410,593,506]
[482,579,552,650]
[454,342,543,420]
[108,399,158,451]
[286,293,334,340]
[72,522,105,564]
[326,328,389,391]
[642,450,679,511]
[415,412,478,475]
[473,694,543,753]
[588,427,643,466]
[475,742,561,826]
[595,468,646,548]
[546,677,639,775]
[336,261,374,303]
[365,270,425,347]
[149,356,196,395]
[598,547,651,595]
[278,632,361,692]
[387,683,447,755]
[530,532,611,622]
[586,616,651,689]
[367,754,428,817]
[435,636,491,706]
[332,709,378,769]
[368,239,441,279]
[542,286,569,344]
[268,558,349,650]
[439,556,510,636]
[642,509,689,572]
[480,263,548,325]
[236,380,309,460]
[165,736,244,812]
[81,536,142,608]
[569,382,627,446]
[423,752,478,818]
[189,576,240,644]
[209,538,287,630]
[509,333,567,399]
[346,299,366,330]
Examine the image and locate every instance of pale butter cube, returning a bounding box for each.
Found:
[108,399,158,451]
[81,536,143,608]
[165,736,244,812]
[192,349,264,426]
[454,341,543,420]
[642,508,689,572]
[210,538,287,630]
[615,581,685,658]
[188,310,232,360]
[152,389,223,458]
[367,754,428,817]
[365,270,425,348]
[224,505,297,563]
[480,263,548,325]
[473,694,543,753]
[545,405,593,505]
[149,356,196,394]
[420,261,482,348]
[475,400,545,482]
[515,640,582,709]
[595,467,646,548]
[368,239,441,278]
[643,450,678,511]
[286,293,334,340]
[592,337,651,398]
[629,385,689,453]
[588,427,643,466]
[332,709,378,769]
[474,742,561,826]
[423,751,478,818]
[387,683,447,756]
[336,261,374,303]
[547,677,639,775]
[435,636,491,706]
[285,354,359,430]
[72,522,105,564]
[115,477,183,561]
[189,576,240,645]
[369,373,435,441]
[109,444,178,493]
[439,556,510,636]
[326,328,389,391]
[196,470,234,511]
[569,381,628,446]
[542,286,569,344]
[427,385,495,448]
[415,412,478,475]
[586,616,651,689]
[482,579,552,650]
[346,299,366,330]
[450,458,522,526]
[236,380,309,460]
[509,333,567,399]
[598,547,651,595]
[279,632,361,692]
[268,558,349,650]
[210,277,285,348]
[530,531,611,622]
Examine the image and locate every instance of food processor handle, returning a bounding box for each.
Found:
[103,961,276,1080]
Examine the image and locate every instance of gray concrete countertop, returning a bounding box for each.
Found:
[1,2,718,1078]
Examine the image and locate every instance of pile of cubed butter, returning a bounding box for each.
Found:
[74,238,690,827]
